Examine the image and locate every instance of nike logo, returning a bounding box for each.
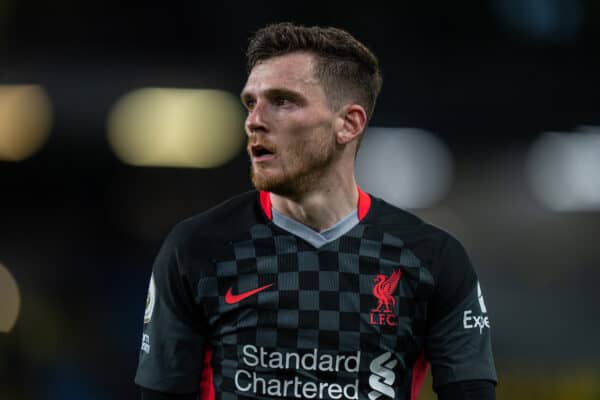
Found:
[225,283,274,304]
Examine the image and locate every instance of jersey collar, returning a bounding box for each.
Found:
[259,186,371,222]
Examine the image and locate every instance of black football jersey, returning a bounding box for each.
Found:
[135,189,497,400]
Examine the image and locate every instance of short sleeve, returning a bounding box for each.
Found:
[425,236,498,389]
[134,227,208,393]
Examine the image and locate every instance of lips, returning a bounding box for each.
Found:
[249,143,276,161]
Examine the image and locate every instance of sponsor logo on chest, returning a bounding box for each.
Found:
[368,352,397,399]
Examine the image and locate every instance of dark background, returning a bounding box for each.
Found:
[1,1,599,399]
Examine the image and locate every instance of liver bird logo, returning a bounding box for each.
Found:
[371,269,402,313]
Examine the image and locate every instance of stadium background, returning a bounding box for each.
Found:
[0,0,599,399]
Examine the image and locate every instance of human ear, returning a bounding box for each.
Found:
[335,104,367,145]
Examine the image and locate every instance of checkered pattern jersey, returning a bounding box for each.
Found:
[135,190,497,400]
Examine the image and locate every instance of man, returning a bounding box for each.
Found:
[135,22,497,400]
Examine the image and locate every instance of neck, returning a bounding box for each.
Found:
[270,172,359,231]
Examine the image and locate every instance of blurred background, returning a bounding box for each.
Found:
[1,0,599,399]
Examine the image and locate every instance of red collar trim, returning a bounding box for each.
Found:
[259,190,273,220]
[259,186,371,221]
[356,185,372,221]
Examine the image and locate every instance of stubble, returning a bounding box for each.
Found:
[249,131,338,197]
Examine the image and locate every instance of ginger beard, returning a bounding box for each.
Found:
[248,127,339,197]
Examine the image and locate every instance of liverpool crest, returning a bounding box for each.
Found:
[370,269,401,327]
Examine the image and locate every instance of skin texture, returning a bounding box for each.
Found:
[241,51,367,231]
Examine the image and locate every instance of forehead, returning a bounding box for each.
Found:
[243,52,323,96]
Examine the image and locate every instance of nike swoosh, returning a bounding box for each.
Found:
[225,283,274,304]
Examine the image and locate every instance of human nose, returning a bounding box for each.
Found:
[245,101,268,136]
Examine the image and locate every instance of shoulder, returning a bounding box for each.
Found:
[365,194,472,280]
[155,191,262,271]
[365,194,458,249]
[168,190,261,243]
[151,191,262,281]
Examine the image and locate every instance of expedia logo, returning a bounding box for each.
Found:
[368,352,397,399]
[463,281,490,334]
[477,281,487,313]
[144,274,156,324]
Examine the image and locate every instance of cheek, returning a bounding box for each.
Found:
[285,113,333,138]
[273,110,335,155]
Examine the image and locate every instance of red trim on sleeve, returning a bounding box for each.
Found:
[357,186,372,221]
[259,191,273,220]
[410,351,429,400]
[199,348,215,400]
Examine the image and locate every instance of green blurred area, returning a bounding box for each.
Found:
[417,367,600,400]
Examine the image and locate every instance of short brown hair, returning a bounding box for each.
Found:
[246,22,383,122]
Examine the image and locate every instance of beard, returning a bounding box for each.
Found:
[249,132,339,197]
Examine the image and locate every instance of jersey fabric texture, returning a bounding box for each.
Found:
[135,189,497,400]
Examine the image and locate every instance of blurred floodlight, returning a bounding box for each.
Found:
[0,262,21,333]
[356,127,453,209]
[108,88,245,168]
[0,85,52,161]
[491,0,582,43]
[527,127,600,211]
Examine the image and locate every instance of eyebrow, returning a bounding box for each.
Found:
[240,87,307,105]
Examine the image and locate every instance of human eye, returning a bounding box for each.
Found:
[244,98,256,111]
[273,95,293,107]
